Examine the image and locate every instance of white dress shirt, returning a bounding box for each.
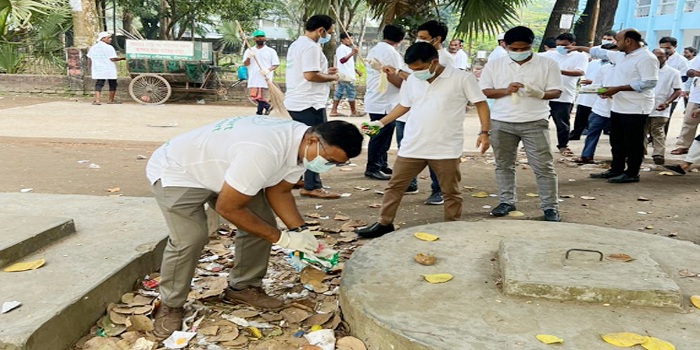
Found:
[284,36,329,111]
[649,65,682,118]
[243,45,280,88]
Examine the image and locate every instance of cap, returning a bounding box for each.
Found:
[497,33,505,41]
[96,31,111,42]
[252,30,265,37]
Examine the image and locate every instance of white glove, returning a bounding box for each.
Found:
[275,229,318,253]
[259,68,270,76]
[246,50,255,59]
[524,85,545,99]
[367,58,383,71]
[369,120,384,129]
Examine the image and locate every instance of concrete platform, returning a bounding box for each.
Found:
[340,221,700,349]
[0,215,75,267]
[0,193,168,350]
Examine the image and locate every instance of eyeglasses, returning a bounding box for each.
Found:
[318,142,350,166]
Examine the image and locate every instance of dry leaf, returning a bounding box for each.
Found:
[601,332,646,347]
[199,325,219,336]
[414,253,436,266]
[3,258,46,272]
[606,253,635,262]
[423,273,453,284]
[210,329,240,342]
[508,211,525,217]
[333,214,350,221]
[109,310,128,325]
[641,337,676,350]
[131,295,154,306]
[679,269,699,278]
[368,203,381,208]
[112,305,152,315]
[471,191,489,198]
[658,171,675,176]
[130,338,156,350]
[535,334,564,344]
[580,196,596,200]
[690,295,700,309]
[336,336,367,350]
[83,337,121,350]
[246,326,263,339]
[107,187,121,193]
[462,186,476,191]
[304,312,334,327]
[300,266,325,285]
[121,293,135,304]
[638,196,650,201]
[354,186,369,191]
[560,194,575,198]
[231,309,259,318]
[414,232,439,241]
[126,315,153,332]
[525,193,539,197]
[306,212,321,218]
[280,307,312,324]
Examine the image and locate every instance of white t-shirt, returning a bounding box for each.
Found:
[335,44,356,81]
[452,50,469,70]
[666,51,688,76]
[591,64,615,118]
[438,48,454,67]
[479,54,563,123]
[243,45,280,89]
[397,65,486,159]
[591,47,659,114]
[545,51,589,103]
[687,58,700,104]
[650,65,682,118]
[146,116,308,196]
[364,42,404,114]
[284,36,329,111]
[87,41,118,79]
[576,59,604,107]
[488,45,508,62]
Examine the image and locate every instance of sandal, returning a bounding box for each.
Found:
[670,148,689,155]
[559,147,574,156]
[329,112,348,117]
[92,101,101,105]
[350,112,367,117]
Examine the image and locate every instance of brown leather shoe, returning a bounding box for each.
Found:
[222,287,285,310]
[153,304,184,338]
[299,188,341,199]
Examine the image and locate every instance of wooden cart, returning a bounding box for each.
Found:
[125,39,227,104]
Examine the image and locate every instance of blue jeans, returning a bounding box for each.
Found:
[581,112,610,159]
[289,107,327,190]
[396,121,441,193]
[333,81,356,100]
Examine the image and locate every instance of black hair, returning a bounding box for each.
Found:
[542,37,556,49]
[601,43,617,50]
[624,30,643,43]
[340,32,352,40]
[556,32,576,43]
[504,26,534,45]
[404,42,439,64]
[685,46,698,55]
[659,36,678,47]
[602,30,617,37]
[383,24,406,43]
[305,14,334,31]
[416,20,448,42]
[653,48,671,56]
[311,121,363,158]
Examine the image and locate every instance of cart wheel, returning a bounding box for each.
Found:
[129,74,172,105]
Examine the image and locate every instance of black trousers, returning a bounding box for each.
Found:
[570,104,592,138]
[94,79,117,91]
[289,107,326,190]
[549,101,573,149]
[365,113,396,172]
[609,111,648,177]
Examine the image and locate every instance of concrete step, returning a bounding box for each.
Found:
[0,214,76,268]
[0,193,168,350]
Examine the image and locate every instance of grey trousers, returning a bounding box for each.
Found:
[151,180,275,307]
[491,119,559,210]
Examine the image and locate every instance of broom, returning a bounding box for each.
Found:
[330,6,387,93]
[235,21,291,119]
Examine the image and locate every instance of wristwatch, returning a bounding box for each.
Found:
[479,131,490,136]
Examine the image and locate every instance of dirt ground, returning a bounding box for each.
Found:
[1,94,699,244]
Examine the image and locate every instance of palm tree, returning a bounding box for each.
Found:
[0,0,53,37]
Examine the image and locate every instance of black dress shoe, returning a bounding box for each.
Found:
[607,174,640,183]
[589,170,621,179]
[490,203,516,217]
[356,222,395,238]
[543,209,561,222]
[381,167,393,175]
[365,171,391,180]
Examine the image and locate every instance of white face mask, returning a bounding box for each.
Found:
[601,39,613,46]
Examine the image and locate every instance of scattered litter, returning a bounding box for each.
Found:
[580,196,596,200]
[679,269,699,278]
[471,191,489,198]
[340,193,351,197]
[3,258,46,272]
[462,186,476,191]
[196,99,206,104]
[336,336,367,350]
[414,253,436,266]
[147,123,179,127]
[315,204,323,209]
[77,160,90,163]
[106,187,120,193]
[568,179,576,182]
[658,171,675,176]
[525,193,539,197]
[89,163,101,169]
[163,331,196,349]
[482,205,492,209]
[136,155,148,160]
[560,194,574,198]
[373,190,384,195]
[691,295,700,309]
[414,232,439,241]
[600,332,646,347]
[637,211,648,215]
[19,188,33,193]
[423,273,453,284]
[489,194,497,197]
[536,334,564,344]
[667,232,678,237]
[1,301,21,313]
[339,167,353,171]
[637,196,650,201]
[354,186,369,191]
[333,214,350,221]
[645,225,654,230]
[508,211,525,217]
[606,254,635,262]
[306,212,321,219]
[368,203,381,208]
[304,329,336,350]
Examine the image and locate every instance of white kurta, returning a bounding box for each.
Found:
[243,45,280,88]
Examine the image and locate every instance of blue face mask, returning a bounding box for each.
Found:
[318,31,332,45]
[413,62,435,81]
[303,142,336,173]
[556,46,568,55]
[508,50,532,62]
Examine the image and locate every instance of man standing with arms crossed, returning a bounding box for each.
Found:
[285,14,341,199]
[570,29,659,183]
[244,30,280,115]
[480,26,564,222]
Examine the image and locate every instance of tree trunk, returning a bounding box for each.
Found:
[71,0,101,49]
[573,0,620,46]
[540,0,579,51]
[122,10,133,34]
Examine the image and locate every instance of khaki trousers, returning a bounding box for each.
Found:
[646,117,668,157]
[379,157,462,224]
[675,102,700,148]
[151,180,275,307]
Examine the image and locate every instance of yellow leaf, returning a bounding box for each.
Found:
[414,232,439,241]
[690,295,700,309]
[525,193,539,197]
[310,325,323,332]
[471,191,489,198]
[247,326,262,338]
[4,258,46,272]
[423,273,453,284]
[508,211,525,217]
[601,332,646,347]
[641,337,675,350]
[536,334,564,344]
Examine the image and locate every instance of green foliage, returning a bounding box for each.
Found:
[0,0,53,36]
[0,41,25,73]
